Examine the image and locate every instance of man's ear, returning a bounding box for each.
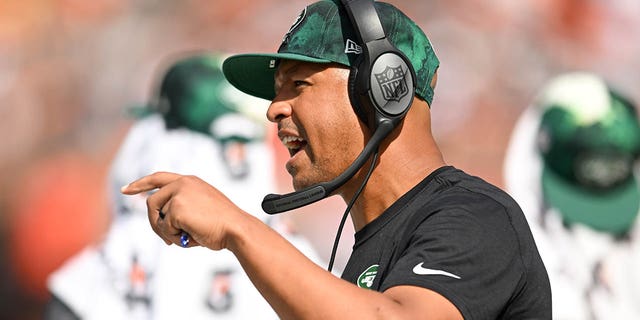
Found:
[430,69,438,92]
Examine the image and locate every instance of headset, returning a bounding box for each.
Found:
[261,0,417,215]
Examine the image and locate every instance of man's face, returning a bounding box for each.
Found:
[268,60,365,191]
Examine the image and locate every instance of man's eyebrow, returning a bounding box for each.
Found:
[276,61,302,79]
[274,62,302,92]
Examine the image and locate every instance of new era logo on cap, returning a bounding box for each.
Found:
[345,39,362,55]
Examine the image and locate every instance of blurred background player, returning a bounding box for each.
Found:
[504,72,640,319]
[43,52,321,320]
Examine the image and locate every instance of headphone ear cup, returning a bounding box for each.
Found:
[348,63,371,127]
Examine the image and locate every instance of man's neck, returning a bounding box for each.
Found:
[346,151,445,231]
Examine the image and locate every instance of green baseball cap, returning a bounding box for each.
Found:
[536,72,640,235]
[131,53,265,143]
[222,0,439,106]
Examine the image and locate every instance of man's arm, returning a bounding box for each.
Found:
[122,172,462,319]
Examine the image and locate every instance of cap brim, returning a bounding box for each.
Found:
[542,165,640,235]
[222,53,332,101]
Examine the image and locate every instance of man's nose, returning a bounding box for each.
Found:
[266,98,292,123]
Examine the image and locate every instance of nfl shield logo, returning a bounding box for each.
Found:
[374,66,408,102]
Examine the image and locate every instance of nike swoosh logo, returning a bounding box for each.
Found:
[412,262,461,279]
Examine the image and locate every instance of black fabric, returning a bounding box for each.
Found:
[341,166,552,320]
[43,294,80,320]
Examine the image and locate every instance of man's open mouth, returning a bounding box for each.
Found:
[281,136,307,157]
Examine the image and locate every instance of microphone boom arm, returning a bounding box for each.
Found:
[261,119,395,214]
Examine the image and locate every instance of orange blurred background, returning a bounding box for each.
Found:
[1,0,639,318]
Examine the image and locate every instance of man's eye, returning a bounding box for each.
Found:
[293,80,308,87]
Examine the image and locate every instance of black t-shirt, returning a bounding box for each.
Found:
[341,166,551,319]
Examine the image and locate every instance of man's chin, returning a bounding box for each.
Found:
[292,177,316,191]
[292,181,308,191]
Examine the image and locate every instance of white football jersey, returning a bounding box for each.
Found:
[48,115,323,319]
[503,106,640,319]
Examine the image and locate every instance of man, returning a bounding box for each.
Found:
[123,1,551,319]
[504,72,640,319]
[45,53,320,319]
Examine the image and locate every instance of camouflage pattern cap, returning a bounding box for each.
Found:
[222,0,439,106]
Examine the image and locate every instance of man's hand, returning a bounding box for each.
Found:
[121,172,246,251]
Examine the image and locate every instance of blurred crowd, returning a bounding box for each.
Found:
[1,0,639,319]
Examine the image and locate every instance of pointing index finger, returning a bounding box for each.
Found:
[120,171,182,195]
